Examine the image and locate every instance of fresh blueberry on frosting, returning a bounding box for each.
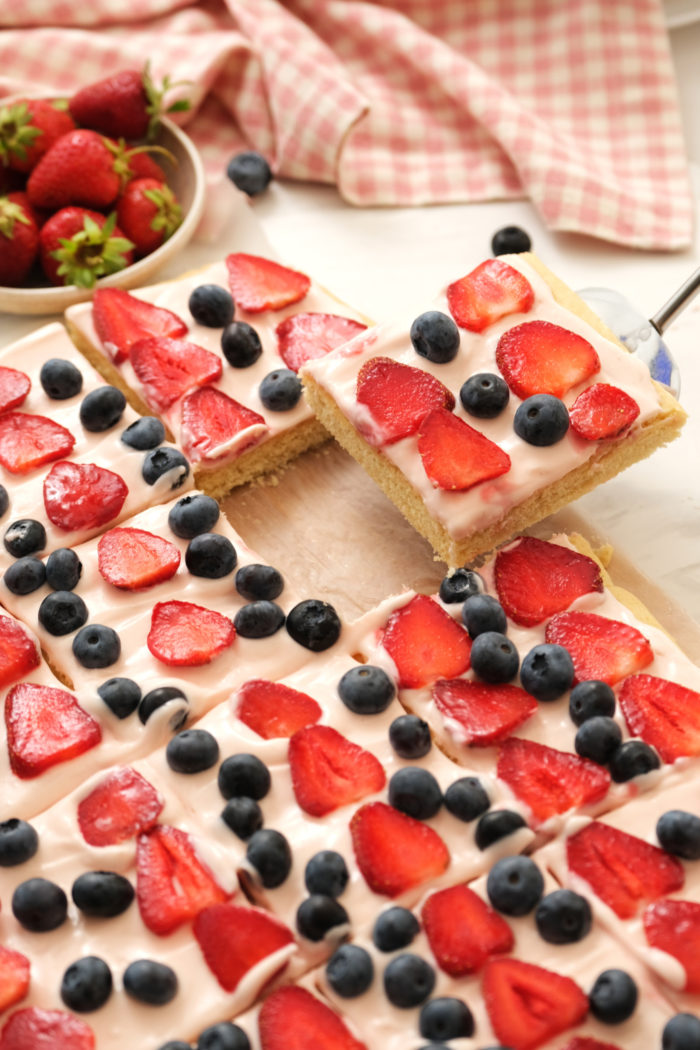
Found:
[535,888,592,944]
[189,283,235,328]
[569,679,617,725]
[372,906,420,952]
[60,955,113,1012]
[286,599,341,652]
[460,372,510,419]
[122,959,178,1006]
[410,310,460,364]
[305,850,349,898]
[461,593,507,638]
[3,555,46,595]
[419,997,475,1040]
[575,716,623,766]
[470,631,519,684]
[233,600,285,639]
[141,446,190,488]
[38,590,88,635]
[245,828,292,888]
[235,562,284,601]
[72,623,121,668]
[487,855,544,917]
[514,393,570,447]
[218,753,271,801]
[475,809,526,850]
[383,953,435,1008]
[197,1021,252,1050]
[185,532,237,578]
[438,567,483,605]
[589,968,638,1024]
[79,385,127,432]
[296,894,349,941]
[519,642,574,702]
[4,517,46,558]
[221,320,263,369]
[338,664,395,715]
[388,714,431,759]
[259,368,302,412]
[168,492,220,539]
[45,547,82,591]
[71,871,135,919]
[0,818,39,867]
[444,776,491,823]
[221,797,263,841]
[97,676,142,719]
[138,685,189,728]
[609,739,661,782]
[657,809,700,860]
[166,728,220,774]
[39,357,83,399]
[12,876,68,932]
[0,483,8,518]
[388,767,442,821]
[120,415,166,450]
[326,944,374,998]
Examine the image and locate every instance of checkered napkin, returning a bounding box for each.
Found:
[0,0,693,250]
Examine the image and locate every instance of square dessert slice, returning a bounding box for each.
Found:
[65,253,369,498]
[301,254,686,565]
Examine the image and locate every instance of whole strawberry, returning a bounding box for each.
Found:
[117,177,182,256]
[27,129,137,212]
[39,207,133,287]
[69,63,190,141]
[0,98,75,173]
[0,192,39,286]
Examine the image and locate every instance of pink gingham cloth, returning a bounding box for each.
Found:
[0,0,693,250]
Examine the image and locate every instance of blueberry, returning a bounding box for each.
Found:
[246,829,292,888]
[72,870,135,918]
[3,556,46,594]
[372,906,420,951]
[470,631,519,683]
[61,956,113,1012]
[0,819,39,866]
[296,895,349,941]
[160,1042,192,1050]
[657,810,700,859]
[388,714,431,759]
[325,944,374,998]
[0,484,8,518]
[460,373,510,419]
[462,593,507,637]
[259,369,302,411]
[444,776,490,822]
[589,968,638,1023]
[168,493,220,539]
[72,624,120,668]
[286,599,341,651]
[226,151,273,196]
[535,888,591,944]
[138,686,189,729]
[520,643,574,701]
[384,953,435,1008]
[123,959,178,1005]
[142,447,190,489]
[388,767,442,820]
[40,357,83,399]
[79,386,126,431]
[45,547,82,591]
[575,716,622,765]
[98,677,142,719]
[338,664,395,715]
[189,284,235,327]
[475,809,526,850]
[218,753,271,800]
[609,739,661,782]
[439,567,483,604]
[235,563,283,601]
[419,997,474,1040]
[569,679,616,726]
[198,1022,251,1050]
[487,855,544,916]
[38,590,88,635]
[186,533,237,578]
[305,851,349,898]
[491,225,532,255]
[121,416,166,450]
[234,600,285,638]
[12,877,67,931]
[221,797,263,840]
[410,310,460,364]
[663,1014,700,1050]
[166,729,220,774]
[514,394,569,446]
[222,321,263,368]
[4,518,46,558]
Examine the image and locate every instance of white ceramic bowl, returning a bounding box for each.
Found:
[0,115,205,315]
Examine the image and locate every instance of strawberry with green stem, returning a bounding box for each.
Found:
[0,97,75,173]
[69,62,192,141]
[0,192,39,286]
[39,207,133,288]
[117,176,182,256]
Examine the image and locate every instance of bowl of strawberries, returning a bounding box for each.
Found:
[0,66,205,315]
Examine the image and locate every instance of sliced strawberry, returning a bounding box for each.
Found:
[92,287,187,364]
[180,385,266,463]
[643,899,700,992]
[0,366,31,414]
[380,593,471,689]
[5,682,101,779]
[259,985,368,1050]
[234,679,322,739]
[545,610,654,686]
[137,824,231,936]
[194,902,294,992]
[276,312,367,372]
[494,536,604,627]
[147,600,236,666]
[418,408,511,491]
[618,674,700,763]
[130,336,222,412]
[482,957,588,1050]
[0,412,74,474]
[446,259,534,333]
[226,252,310,313]
[497,738,610,825]
[0,614,40,689]
[569,383,640,441]
[422,883,513,976]
[432,678,537,746]
[496,319,600,400]
[43,461,128,531]
[566,820,684,919]
[562,1040,623,1050]
[0,1008,95,1050]
[0,946,30,1013]
[97,526,181,590]
[350,801,449,897]
[355,356,455,445]
[77,766,163,847]
[288,724,385,817]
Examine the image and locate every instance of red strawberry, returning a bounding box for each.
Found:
[422,883,513,976]
[147,600,236,666]
[0,193,39,286]
[496,320,601,400]
[194,902,294,992]
[77,766,163,847]
[117,177,182,257]
[569,383,640,441]
[0,98,75,173]
[562,1041,623,1050]
[545,610,654,686]
[381,593,471,688]
[494,536,604,627]
[0,365,31,413]
[482,957,588,1050]
[69,65,190,141]
[27,130,133,211]
[234,679,322,739]
[226,253,310,313]
[288,724,386,816]
[92,287,187,364]
[432,678,537,746]
[619,674,700,763]
[446,258,534,332]
[350,801,450,897]
[0,412,74,474]
[497,737,610,824]
[259,985,368,1050]
[417,407,511,491]
[130,336,222,412]
[0,945,30,1013]
[355,356,455,445]
[38,207,133,288]
[0,614,40,689]
[0,1008,95,1050]
[643,899,700,992]
[5,682,101,779]
[566,820,684,919]
[276,312,367,372]
[44,461,128,531]
[180,385,267,463]
[97,526,181,590]
[126,151,167,182]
